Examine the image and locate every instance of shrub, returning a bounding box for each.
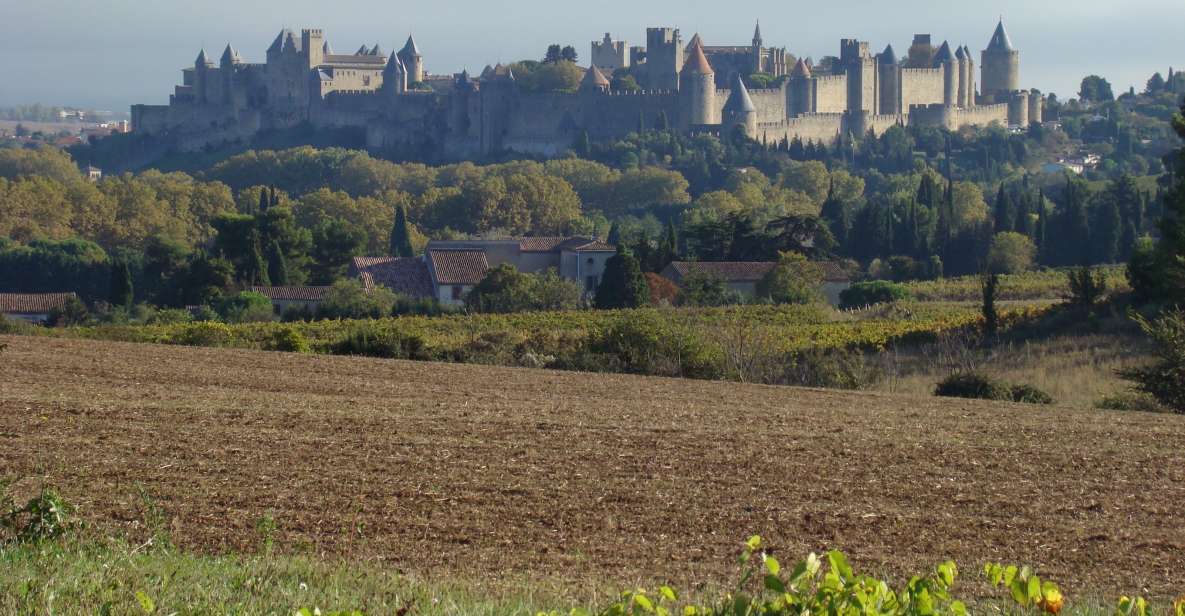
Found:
[317,280,397,320]
[1,487,75,544]
[169,322,235,347]
[1095,391,1168,413]
[935,372,1053,405]
[1008,383,1054,405]
[678,272,742,307]
[47,296,89,327]
[1066,266,1107,309]
[783,347,877,389]
[263,326,311,353]
[757,252,823,305]
[330,326,427,360]
[935,372,1011,401]
[839,281,911,310]
[0,313,34,335]
[593,312,720,379]
[466,265,581,314]
[644,272,680,306]
[987,231,1037,274]
[216,291,275,324]
[1120,309,1185,413]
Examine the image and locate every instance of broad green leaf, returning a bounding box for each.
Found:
[763,554,780,576]
[746,535,762,551]
[1027,575,1042,602]
[659,586,677,602]
[634,594,654,613]
[764,574,786,594]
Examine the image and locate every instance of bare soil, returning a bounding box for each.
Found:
[2,335,1183,598]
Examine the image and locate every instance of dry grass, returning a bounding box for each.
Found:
[2,335,1185,600]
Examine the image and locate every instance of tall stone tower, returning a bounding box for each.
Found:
[302,29,324,68]
[933,41,956,107]
[751,20,763,74]
[841,39,877,114]
[398,36,424,84]
[981,20,1019,102]
[723,73,757,137]
[194,49,212,103]
[788,58,814,116]
[580,65,611,93]
[645,28,683,91]
[384,52,407,95]
[681,38,716,126]
[878,45,900,115]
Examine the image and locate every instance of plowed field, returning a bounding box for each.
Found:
[2,335,1183,597]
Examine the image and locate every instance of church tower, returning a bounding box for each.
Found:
[981,20,1019,102]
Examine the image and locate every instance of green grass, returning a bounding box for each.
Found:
[903,267,1130,303]
[0,538,1151,616]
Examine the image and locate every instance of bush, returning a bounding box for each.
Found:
[466,265,581,314]
[935,372,1011,401]
[593,312,720,379]
[782,347,877,389]
[262,326,311,353]
[317,280,397,320]
[935,372,1053,405]
[47,296,89,327]
[1,487,75,544]
[1120,309,1185,413]
[1095,391,1168,413]
[839,281,911,310]
[1066,267,1107,309]
[757,252,823,305]
[678,272,742,307]
[169,322,235,347]
[330,326,427,360]
[216,291,275,324]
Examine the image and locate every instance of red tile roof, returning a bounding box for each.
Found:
[249,286,330,302]
[428,250,489,285]
[518,237,616,253]
[350,257,434,298]
[0,292,77,314]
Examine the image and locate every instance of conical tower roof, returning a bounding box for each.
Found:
[684,32,703,53]
[753,20,763,43]
[723,73,755,113]
[370,44,384,57]
[268,29,294,53]
[932,41,954,67]
[195,49,211,66]
[581,65,611,90]
[987,20,1014,51]
[681,38,714,75]
[322,41,334,55]
[791,57,812,78]
[384,52,405,76]
[401,35,421,57]
[220,44,240,66]
[954,45,966,60]
[879,44,897,65]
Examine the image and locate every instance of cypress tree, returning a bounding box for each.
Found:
[935,182,953,263]
[389,205,415,257]
[1062,176,1092,265]
[1013,190,1033,237]
[993,185,1014,233]
[595,252,650,309]
[266,240,289,286]
[248,231,271,286]
[606,221,622,247]
[1035,189,1048,263]
[660,220,679,265]
[573,130,591,158]
[269,186,279,208]
[1093,192,1122,264]
[109,259,134,308]
[257,189,269,214]
[820,179,850,252]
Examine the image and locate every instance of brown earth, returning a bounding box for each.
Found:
[2,335,1184,598]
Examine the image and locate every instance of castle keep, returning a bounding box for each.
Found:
[132,20,1043,158]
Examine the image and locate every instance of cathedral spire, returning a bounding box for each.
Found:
[752,20,763,47]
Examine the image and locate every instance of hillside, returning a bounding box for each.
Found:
[2,335,1183,598]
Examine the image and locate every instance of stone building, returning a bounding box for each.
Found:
[132,20,1043,159]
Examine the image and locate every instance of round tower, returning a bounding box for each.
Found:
[981,20,1019,103]
[723,73,757,138]
[384,52,408,96]
[681,38,716,126]
[1027,89,1043,125]
[398,35,424,85]
[954,45,968,108]
[580,65,611,94]
[789,58,814,116]
[1007,90,1030,127]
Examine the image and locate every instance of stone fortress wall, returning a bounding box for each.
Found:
[131,20,1042,159]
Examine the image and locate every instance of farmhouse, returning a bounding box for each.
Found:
[249,286,330,314]
[0,292,78,324]
[350,237,616,306]
[661,261,853,306]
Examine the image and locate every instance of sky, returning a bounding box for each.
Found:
[0,0,1180,113]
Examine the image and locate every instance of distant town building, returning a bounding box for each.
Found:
[0,292,77,324]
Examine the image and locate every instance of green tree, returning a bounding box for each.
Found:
[465,264,534,314]
[389,205,415,257]
[1092,192,1122,264]
[981,273,1000,337]
[987,232,1037,274]
[109,259,134,308]
[1120,310,1185,413]
[756,252,823,305]
[992,185,1013,233]
[595,252,650,309]
[266,240,289,286]
[316,279,397,320]
[311,218,367,284]
[1079,75,1114,102]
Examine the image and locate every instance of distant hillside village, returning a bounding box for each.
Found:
[131,20,1044,158]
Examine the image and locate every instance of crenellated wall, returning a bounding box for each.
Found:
[900,68,945,111]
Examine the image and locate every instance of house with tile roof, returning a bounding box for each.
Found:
[350,237,616,306]
[661,260,853,306]
[0,292,78,324]
[249,286,331,314]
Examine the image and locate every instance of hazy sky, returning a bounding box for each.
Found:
[1,0,1180,113]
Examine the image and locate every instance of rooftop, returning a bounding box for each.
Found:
[428,250,490,285]
[350,256,434,297]
[0,292,77,314]
[249,286,330,302]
